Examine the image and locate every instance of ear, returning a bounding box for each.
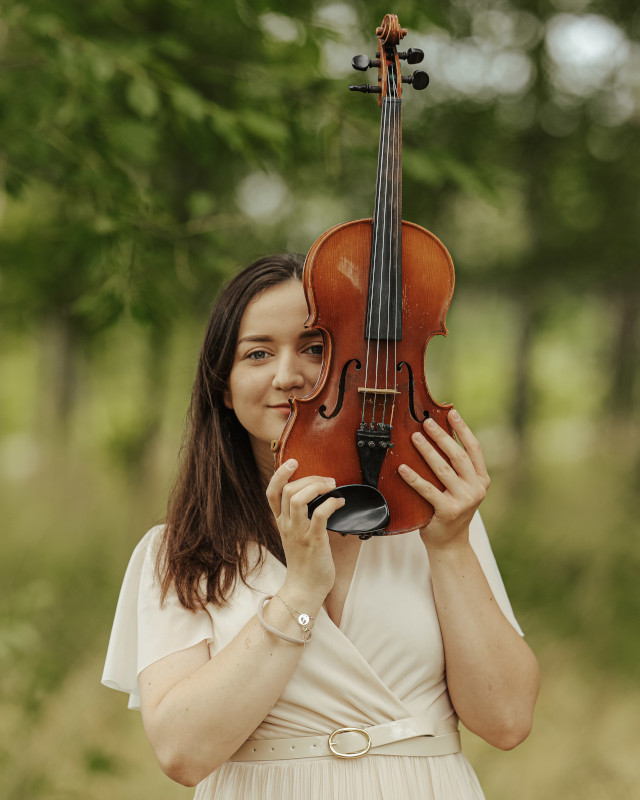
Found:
[223,388,233,410]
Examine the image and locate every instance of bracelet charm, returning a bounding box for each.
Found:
[256,595,315,648]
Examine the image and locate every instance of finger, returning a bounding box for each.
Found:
[398,461,481,521]
[309,496,346,534]
[286,479,337,525]
[446,410,490,485]
[397,462,441,505]
[421,417,476,481]
[411,430,461,491]
[279,474,337,522]
[266,459,298,517]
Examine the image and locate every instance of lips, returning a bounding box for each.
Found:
[269,404,291,413]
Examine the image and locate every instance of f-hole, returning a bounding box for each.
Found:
[319,359,361,419]
[396,361,429,422]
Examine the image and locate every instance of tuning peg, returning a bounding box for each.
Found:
[351,54,381,71]
[352,54,370,71]
[398,48,424,64]
[401,70,430,90]
[349,84,382,94]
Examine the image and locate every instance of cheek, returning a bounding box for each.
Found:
[223,372,239,410]
[225,371,261,411]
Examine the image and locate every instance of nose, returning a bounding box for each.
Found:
[272,353,305,393]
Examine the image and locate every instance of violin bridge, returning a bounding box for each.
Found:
[357,387,400,395]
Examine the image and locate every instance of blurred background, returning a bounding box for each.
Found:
[1,0,639,798]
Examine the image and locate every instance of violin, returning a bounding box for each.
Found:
[274,14,455,538]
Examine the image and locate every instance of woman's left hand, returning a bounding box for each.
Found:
[398,409,490,549]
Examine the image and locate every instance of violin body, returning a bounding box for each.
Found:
[277,218,454,534]
[274,14,455,536]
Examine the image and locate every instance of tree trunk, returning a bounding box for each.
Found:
[607,290,639,421]
[125,323,171,484]
[38,315,78,439]
[511,295,536,459]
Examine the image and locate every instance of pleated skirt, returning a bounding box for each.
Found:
[194,754,486,800]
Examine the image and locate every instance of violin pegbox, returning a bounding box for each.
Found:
[349,13,429,103]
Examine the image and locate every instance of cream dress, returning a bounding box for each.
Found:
[102,512,522,799]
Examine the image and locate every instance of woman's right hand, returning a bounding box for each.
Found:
[266,459,345,602]
[141,462,345,786]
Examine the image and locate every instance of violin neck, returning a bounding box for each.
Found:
[367,88,403,342]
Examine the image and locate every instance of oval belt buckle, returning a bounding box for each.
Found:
[328,727,372,759]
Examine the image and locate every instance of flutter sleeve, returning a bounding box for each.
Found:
[101,525,214,709]
[469,512,524,636]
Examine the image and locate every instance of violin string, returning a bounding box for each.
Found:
[364,80,383,425]
[382,68,397,425]
[374,65,395,427]
[363,73,389,427]
[393,73,400,413]
[366,69,391,427]
[386,72,398,424]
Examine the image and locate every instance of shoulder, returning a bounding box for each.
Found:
[135,523,166,561]
[116,525,167,598]
[102,524,216,708]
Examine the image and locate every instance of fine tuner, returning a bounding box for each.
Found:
[350,49,429,93]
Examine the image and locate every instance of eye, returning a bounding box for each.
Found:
[305,343,324,357]
[247,349,271,361]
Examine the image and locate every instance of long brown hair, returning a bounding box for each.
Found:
[159,254,305,611]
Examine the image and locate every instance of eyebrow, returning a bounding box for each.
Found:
[237,329,322,346]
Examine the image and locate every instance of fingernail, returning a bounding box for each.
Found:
[413,432,425,443]
[285,459,297,470]
[398,464,410,476]
[325,477,336,486]
[425,418,436,429]
[450,409,460,421]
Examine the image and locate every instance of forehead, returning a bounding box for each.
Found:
[238,280,308,335]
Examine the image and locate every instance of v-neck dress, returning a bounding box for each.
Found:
[103,512,522,799]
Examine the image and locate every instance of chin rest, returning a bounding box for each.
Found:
[307,484,390,539]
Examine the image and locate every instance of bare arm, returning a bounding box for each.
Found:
[425,541,539,749]
[140,581,322,786]
[140,462,344,786]
[399,410,539,750]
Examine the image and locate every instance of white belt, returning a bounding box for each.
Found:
[230,716,461,761]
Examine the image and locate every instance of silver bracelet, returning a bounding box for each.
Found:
[273,594,315,635]
[256,596,313,647]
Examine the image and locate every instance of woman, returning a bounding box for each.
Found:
[103,253,539,799]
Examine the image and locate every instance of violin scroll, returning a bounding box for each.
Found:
[375,13,406,45]
[349,14,429,103]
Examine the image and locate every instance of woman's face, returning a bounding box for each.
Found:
[224,280,323,474]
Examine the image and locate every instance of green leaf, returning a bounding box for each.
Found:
[208,104,243,150]
[103,120,159,165]
[126,78,160,119]
[403,150,444,188]
[89,50,116,83]
[169,85,206,121]
[30,12,63,37]
[239,109,288,146]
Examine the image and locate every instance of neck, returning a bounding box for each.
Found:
[251,437,276,487]
[367,80,403,341]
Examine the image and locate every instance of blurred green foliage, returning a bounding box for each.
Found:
[1,0,639,798]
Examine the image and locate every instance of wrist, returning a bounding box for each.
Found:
[421,530,472,560]
[279,581,327,615]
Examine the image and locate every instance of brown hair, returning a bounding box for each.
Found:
[159,253,305,611]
